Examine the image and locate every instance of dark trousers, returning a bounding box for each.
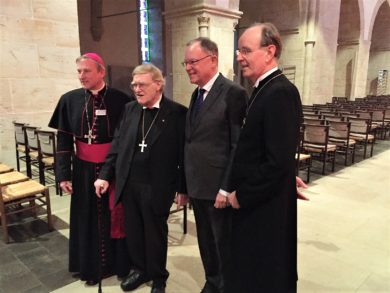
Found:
[122,182,169,286]
[192,198,232,293]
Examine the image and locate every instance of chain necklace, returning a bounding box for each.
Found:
[138,107,161,152]
[242,73,283,128]
[83,86,108,144]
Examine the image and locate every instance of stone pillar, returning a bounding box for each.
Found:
[198,16,210,37]
[164,2,242,106]
[308,0,341,104]
[302,0,318,105]
[351,39,371,99]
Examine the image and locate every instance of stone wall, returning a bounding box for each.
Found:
[0,0,80,165]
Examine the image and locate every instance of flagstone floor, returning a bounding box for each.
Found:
[1,140,389,293]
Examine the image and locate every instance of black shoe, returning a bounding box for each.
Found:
[85,280,98,286]
[151,281,166,293]
[151,287,166,293]
[120,271,148,291]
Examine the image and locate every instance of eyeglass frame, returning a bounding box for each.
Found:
[130,80,161,91]
[236,45,272,57]
[181,55,213,67]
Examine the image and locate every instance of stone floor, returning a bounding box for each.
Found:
[0,140,389,293]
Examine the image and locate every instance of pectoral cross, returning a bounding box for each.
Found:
[139,139,147,152]
[84,129,96,144]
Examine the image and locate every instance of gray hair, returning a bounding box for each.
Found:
[132,63,166,89]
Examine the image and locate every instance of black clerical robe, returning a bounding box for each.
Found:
[227,70,302,292]
[49,86,132,281]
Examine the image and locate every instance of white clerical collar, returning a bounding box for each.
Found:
[253,67,279,88]
[90,83,106,95]
[143,94,162,109]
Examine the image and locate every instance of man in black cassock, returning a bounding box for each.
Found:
[94,63,187,293]
[227,23,303,293]
[48,53,132,285]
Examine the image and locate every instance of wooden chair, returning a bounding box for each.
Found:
[296,126,311,182]
[371,110,386,139]
[328,121,356,165]
[169,203,187,234]
[0,171,53,243]
[13,122,29,176]
[36,130,62,196]
[302,124,337,175]
[24,126,40,178]
[348,117,375,159]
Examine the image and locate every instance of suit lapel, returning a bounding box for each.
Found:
[186,89,197,137]
[126,103,142,153]
[190,74,224,131]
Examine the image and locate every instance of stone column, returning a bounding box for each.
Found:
[198,16,210,37]
[302,0,318,105]
[350,39,371,99]
[164,2,242,106]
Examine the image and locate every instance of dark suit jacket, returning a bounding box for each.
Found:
[98,96,187,215]
[185,73,247,200]
[227,69,303,292]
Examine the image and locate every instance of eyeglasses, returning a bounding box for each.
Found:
[236,46,267,57]
[130,82,153,90]
[181,55,212,67]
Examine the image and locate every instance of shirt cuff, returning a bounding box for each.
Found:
[219,189,229,197]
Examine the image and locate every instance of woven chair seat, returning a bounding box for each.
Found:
[350,133,375,141]
[42,156,54,166]
[2,180,46,202]
[0,164,13,174]
[17,145,26,153]
[304,143,337,152]
[0,171,29,185]
[329,138,356,146]
[29,151,39,160]
[295,153,311,161]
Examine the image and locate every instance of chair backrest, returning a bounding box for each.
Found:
[303,113,322,120]
[348,117,370,134]
[323,115,344,122]
[372,109,385,123]
[36,130,56,157]
[304,118,325,125]
[384,109,390,120]
[355,111,373,120]
[303,124,330,145]
[328,121,351,140]
[13,122,27,146]
[24,126,40,152]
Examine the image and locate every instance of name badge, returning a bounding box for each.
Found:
[96,109,107,116]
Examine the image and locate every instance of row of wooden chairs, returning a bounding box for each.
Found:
[296,98,387,179]
[13,123,188,234]
[13,122,62,195]
[0,163,53,243]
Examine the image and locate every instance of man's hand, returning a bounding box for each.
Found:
[94,179,109,198]
[60,180,73,194]
[296,176,309,201]
[214,192,229,209]
[227,191,240,209]
[175,193,189,209]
